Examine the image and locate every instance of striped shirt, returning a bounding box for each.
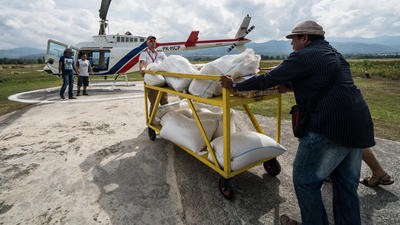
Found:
[233,39,375,148]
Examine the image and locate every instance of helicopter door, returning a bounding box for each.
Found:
[44,39,79,75]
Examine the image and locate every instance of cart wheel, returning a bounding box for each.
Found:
[218,178,234,200]
[148,127,156,141]
[263,158,281,176]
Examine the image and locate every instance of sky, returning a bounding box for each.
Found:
[0,0,399,50]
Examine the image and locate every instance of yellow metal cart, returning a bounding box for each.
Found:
[144,70,282,199]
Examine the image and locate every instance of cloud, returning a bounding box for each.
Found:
[0,1,97,49]
[0,0,399,49]
[312,0,400,37]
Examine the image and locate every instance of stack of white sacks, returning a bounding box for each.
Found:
[157,100,287,171]
[144,48,261,97]
[145,55,198,91]
[146,48,286,171]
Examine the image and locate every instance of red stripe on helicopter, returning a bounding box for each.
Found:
[117,54,140,74]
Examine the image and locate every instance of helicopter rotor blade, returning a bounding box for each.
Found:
[99,0,112,20]
[99,0,112,35]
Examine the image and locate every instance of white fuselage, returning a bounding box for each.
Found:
[45,34,250,75]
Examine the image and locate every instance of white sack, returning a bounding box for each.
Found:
[153,100,188,125]
[200,55,234,74]
[189,55,235,98]
[153,100,214,125]
[188,108,236,139]
[188,76,221,98]
[173,108,193,118]
[152,55,199,92]
[190,48,260,97]
[213,109,236,139]
[144,62,166,86]
[160,111,218,153]
[144,74,165,86]
[208,131,286,171]
[230,48,261,79]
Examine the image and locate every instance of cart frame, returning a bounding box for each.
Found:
[144,70,282,181]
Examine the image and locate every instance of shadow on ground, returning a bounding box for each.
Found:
[79,115,400,225]
[80,129,286,225]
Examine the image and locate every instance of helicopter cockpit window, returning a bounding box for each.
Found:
[85,50,110,72]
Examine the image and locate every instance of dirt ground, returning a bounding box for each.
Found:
[0,82,399,225]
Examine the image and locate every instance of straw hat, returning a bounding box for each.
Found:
[286,20,325,39]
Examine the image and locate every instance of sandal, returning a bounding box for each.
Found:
[280,214,300,225]
[360,173,394,187]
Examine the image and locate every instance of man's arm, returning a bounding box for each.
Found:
[139,60,146,76]
[89,63,94,75]
[220,75,293,93]
[73,62,79,75]
[58,59,62,77]
[220,73,281,91]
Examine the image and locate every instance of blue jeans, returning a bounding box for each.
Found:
[293,132,362,225]
[60,71,74,98]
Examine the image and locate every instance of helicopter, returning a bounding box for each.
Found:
[44,0,255,77]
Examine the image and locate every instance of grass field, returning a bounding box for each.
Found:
[0,65,59,115]
[260,58,400,79]
[1,59,399,141]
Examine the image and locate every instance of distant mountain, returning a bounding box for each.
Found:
[19,53,45,60]
[330,42,399,55]
[0,47,44,59]
[247,40,400,56]
[246,41,291,55]
[329,35,400,48]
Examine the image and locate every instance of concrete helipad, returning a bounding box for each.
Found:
[8,81,144,104]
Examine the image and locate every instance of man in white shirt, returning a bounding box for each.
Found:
[76,53,93,96]
[139,36,168,114]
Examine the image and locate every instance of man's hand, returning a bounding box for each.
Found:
[140,68,145,76]
[219,75,234,90]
